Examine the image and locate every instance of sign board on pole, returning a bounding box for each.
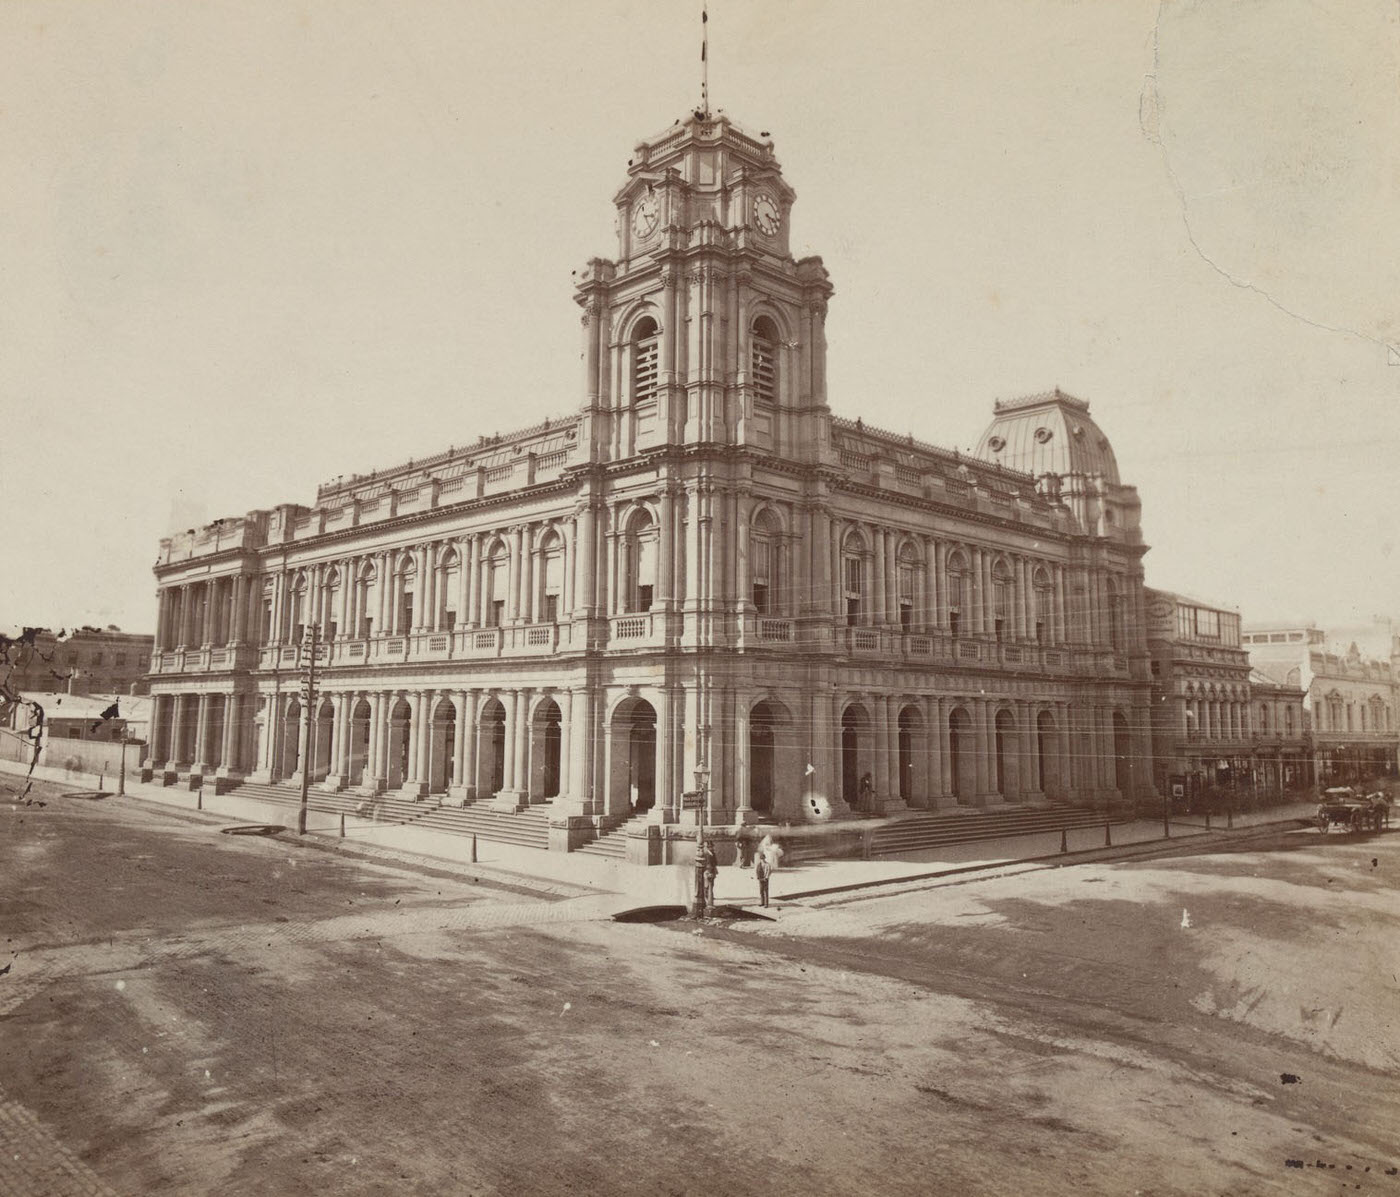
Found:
[681,791,704,811]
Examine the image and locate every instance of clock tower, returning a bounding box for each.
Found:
[574,112,834,463]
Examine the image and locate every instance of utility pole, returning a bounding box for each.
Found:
[297,624,320,835]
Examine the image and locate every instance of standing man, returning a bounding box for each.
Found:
[699,837,718,913]
[755,844,772,908]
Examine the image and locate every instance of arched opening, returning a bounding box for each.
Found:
[484,541,509,629]
[1036,709,1057,796]
[623,509,657,613]
[946,551,969,637]
[281,698,302,777]
[608,697,657,816]
[478,697,507,796]
[897,704,923,801]
[994,708,1018,796]
[1113,711,1133,797]
[388,697,412,789]
[991,561,1013,642]
[313,698,334,781]
[896,545,920,630]
[632,316,659,404]
[354,564,377,638]
[430,698,456,793]
[537,532,565,625]
[840,704,872,810]
[530,698,563,800]
[349,698,371,785]
[1032,566,1052,644]
[949,705,974,802]
[436,548,460,632]
[842,532,866,628]
[751,315,779,405]
[750,509,783,616]
[750,701,778,815]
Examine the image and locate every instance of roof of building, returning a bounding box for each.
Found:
[20,693,148,722]
[974,389,1122,485]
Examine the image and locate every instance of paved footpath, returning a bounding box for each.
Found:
[0,757,1320,912]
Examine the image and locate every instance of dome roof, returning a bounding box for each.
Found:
[974,389,1121,485]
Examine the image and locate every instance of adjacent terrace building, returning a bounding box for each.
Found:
[143,111,1156,857]
[1244,625,1398,784]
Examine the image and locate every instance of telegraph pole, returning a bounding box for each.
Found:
[297,624,320,835]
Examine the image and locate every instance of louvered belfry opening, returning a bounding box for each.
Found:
[751,315,778,404]
[633,317,659,403]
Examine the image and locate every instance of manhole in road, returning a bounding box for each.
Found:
[612,904,774,923]
[219,824,286,837]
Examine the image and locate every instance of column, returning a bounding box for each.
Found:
[873,695,891,801]
[574,504,595,617]
[500,690,518,791]
[565,686,591,813]
[734,697,750,817]
[193,695,211,769]
[557,689,573,803]
[416,690,433,791]
[969,550,984,635]
[810,503,831,618]
[937,696,953,798]
[451,691,469,796]
[873,530,887,625]
[373,692,391,787]
[513,689,531,796]
[220,694,239,774]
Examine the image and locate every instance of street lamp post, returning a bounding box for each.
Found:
[692,764,711,917]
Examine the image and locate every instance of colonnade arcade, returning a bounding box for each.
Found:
[144,684,1143,817]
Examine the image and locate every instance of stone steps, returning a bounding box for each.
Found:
[868,805,1116,856]
[226,783,551,849]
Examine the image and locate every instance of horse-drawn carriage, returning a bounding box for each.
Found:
[1315,787,1391,834]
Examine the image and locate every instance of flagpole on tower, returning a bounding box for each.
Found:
[700,4,709,118]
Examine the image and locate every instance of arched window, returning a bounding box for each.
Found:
[624,509,657,613]
[751,509,782,615]
[751,315,779,405]
[395,555,417,634]
[289,574,308,644]
[1260,703,1270,734]
[632,317,659,404]
[485,541,509,628]
[538,531,565,623]
[946,550,968,637]
[1032,566,1052,644]
[896,543,919,630]
[355,562,377,638]
[321,567,341,640]
[842,531,865,627]
[991,559,1013,642]
[438,547,460,631]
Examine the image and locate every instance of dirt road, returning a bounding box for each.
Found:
[3,777,1396,1195]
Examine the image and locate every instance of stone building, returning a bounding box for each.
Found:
[1144,589,1253,807]
[2,627,153,698]
[1244,625,1398,784]
[142,111,1155,856]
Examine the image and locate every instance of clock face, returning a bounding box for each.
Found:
[632,194,659,238]
[753,194,780,235]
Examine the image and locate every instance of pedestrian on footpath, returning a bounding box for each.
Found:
[699,837,718,912]
[755,846,772,908]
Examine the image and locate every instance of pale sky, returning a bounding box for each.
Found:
[2,0,1397,648]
